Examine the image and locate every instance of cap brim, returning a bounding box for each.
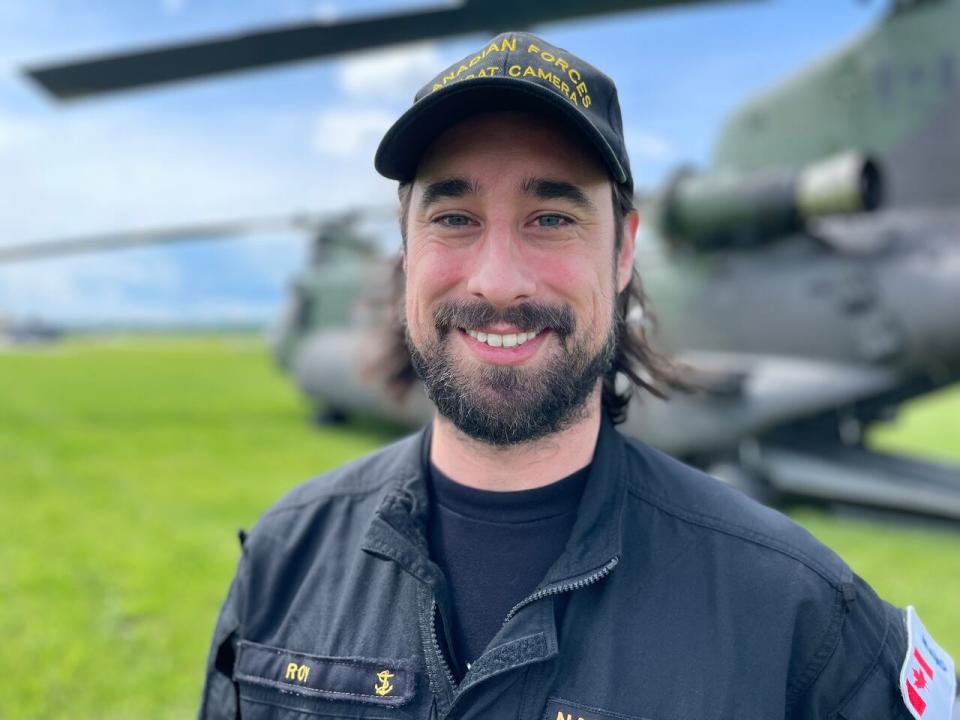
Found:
[374,78,628,187]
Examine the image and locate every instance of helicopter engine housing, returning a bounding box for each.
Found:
[658,151,884,250]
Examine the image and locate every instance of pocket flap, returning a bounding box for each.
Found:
[235,640,416,707]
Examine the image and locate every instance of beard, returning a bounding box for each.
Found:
[405,299,618,446]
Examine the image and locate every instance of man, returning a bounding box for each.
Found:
[200,33,956,719]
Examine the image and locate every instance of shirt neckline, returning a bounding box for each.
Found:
[428,461,590,524]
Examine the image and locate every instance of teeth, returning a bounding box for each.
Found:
[464,329,541,348]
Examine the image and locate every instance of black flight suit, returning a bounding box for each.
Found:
[200,416,923,719]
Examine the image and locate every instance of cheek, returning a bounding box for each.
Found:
[425,255,463,290]
[405,247,465,336]
[535,251,613,312]
[410,247,465,298]
[536,255,579,287]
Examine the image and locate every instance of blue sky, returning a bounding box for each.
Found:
[0,0,886,325]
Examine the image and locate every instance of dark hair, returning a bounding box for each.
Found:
[370,181,680,424]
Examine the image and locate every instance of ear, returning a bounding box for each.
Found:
[616,210,640,293]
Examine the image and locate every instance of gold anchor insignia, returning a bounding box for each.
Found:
[374,669,395,697]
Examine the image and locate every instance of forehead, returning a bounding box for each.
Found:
[414,111,610,190]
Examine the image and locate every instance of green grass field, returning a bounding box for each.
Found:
[1,336,958,718]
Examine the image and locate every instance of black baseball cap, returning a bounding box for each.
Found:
[374,32,633,193]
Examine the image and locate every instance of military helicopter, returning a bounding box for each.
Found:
[9,0,960,520]
[0,313,61,347]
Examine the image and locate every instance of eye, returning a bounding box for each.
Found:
[434,213,476,227]
[534,213,573,228]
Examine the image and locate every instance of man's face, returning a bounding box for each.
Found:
[403,111,637,445]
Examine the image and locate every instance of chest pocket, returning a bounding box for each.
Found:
[234,640,419,719]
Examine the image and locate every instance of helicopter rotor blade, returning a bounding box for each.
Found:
[0,208,396,265]
[23,0,753,100]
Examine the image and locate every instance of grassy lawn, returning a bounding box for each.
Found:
[798,387,960,671]
[1,336,958,717]
[0,336,395,718]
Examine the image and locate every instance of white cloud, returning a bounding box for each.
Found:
[0,111,36,151]
[0,242,297,325]
[337,43,442,101]
[230,233,308,286]
[0,6,418,324]
[624,129,679,190]
[0,252,181,323]
[0,104,371,238]
[311,2,340,23]
[0,100,398,323]
[311,107,395,158]
[626,129,675,161]
[161,0,186,16]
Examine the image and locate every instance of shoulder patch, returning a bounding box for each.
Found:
[899,606,956,720]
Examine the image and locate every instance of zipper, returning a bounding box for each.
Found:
[428,556,620,703]
[429,598,458,691]
[502,555,620,624]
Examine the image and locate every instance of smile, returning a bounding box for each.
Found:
[462,328,541,348]
[456,327,549,366]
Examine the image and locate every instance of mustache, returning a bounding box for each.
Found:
[433,300,575,339]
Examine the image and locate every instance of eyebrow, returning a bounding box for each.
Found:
[520,177,597,212]
[420,177,481,209]
[418,175,598,213]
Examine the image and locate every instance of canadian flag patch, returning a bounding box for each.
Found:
[899,606,956,720]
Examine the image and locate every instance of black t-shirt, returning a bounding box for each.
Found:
[427,462,589,676]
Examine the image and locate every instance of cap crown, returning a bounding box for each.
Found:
[376,31,632,191]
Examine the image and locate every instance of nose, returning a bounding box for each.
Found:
[465,223,537,307]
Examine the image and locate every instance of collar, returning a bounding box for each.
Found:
[539,412,627,585]
[361,414,627,588]
[361,423,443,590]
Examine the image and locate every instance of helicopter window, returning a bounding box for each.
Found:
[940,53,956,88]
[293,288,312,331]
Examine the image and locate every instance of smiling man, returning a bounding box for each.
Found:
[403,113,633,454]
[200,32,955,720]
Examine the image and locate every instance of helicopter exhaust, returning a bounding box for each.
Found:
[657,151,884,250]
